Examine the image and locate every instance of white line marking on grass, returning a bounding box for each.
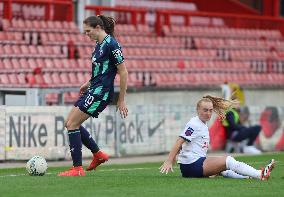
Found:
[99,167,153,172]
[0,173,53,178]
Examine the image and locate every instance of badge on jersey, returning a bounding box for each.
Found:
[185,127,194,136]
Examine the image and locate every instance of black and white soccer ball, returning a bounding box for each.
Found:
[26,156,48,176]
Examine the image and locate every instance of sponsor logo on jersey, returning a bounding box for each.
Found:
[112,49,123,59]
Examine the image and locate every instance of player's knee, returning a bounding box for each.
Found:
[225,155,236,169]
[65,120,79,131]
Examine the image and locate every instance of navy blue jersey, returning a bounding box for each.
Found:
[89,34,124,102]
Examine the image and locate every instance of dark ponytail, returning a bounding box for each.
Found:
[83,15,115,37]
[98,15,115,37]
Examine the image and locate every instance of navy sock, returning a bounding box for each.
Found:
[68,129,82,167]
[80,126,100,153]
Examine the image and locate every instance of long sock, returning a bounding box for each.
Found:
[68,129,82,167]
[226,156,262,179]
[79,126,100,153]
[221,170,249,179]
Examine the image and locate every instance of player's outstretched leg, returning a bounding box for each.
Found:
[226,156,275,180]
[221,170,250,179]
[226,156,262,179]
[86,150,109,171]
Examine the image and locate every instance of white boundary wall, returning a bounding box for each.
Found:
[0,105,283,160]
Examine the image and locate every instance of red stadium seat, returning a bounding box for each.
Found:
[3,59,13,69]
[0,74,10,86]
[43,59,54,70]
[51,72,62,85]
[45,93,59,105]
[17,73,27,86]
[27,59,37,69]
[43,72,53,87]
[11,59,20,69]
[77,72,86,84]
[8,74,19,85]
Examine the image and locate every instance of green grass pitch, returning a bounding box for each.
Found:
[0,153,283,197]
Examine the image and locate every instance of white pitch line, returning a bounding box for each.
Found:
[99,167,154,172]
[0,172,53,178]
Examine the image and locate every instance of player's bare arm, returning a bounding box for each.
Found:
[160,137,185,174]
[117,62,128,118]
[79,81,90,95]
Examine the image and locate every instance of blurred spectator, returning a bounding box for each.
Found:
[229,83,245,105]
[222,102,262,154]
[239,106,250,125]
[221,81,231,100]
[259,106,284,151]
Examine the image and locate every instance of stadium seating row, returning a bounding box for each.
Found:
[77,46,280,61]
[40,32,90,45]
[0,71,141,89]
[153,73,284,87]
[0,72,89,88]
[0,58,91,71]
[0,44,67,58]
[1,57,283,74]
[0,3,45,20]
[0,31,27,44]
[194,37,284,51]
[126,60,252,72]
[2,30,283,53]
[1,19,79,33]
[115,24,152,36]
[1,71,283,89]
[163,25,282,39]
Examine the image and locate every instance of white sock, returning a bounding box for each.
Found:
[226,156,262,179]
[221,170,249,179]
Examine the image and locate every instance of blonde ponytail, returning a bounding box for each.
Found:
[197,95,237,120]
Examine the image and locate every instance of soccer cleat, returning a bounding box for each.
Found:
[86,150,109,171]
[57,166,86,177]
[261,159,275,180]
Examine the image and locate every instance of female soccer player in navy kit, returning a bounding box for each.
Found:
[58,15,128,176]
[160,95,275,180]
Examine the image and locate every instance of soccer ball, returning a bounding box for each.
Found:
[26,156,48,176]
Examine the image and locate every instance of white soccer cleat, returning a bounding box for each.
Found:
[261,159,275,181]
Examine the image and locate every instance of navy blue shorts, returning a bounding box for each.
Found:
[74,91,109,118]
[179,157,206,178]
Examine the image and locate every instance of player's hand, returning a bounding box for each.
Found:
[117,99,128,118]
[79,81,90,95]
[159,160,174,174]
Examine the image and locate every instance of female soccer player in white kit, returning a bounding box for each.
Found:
[160,95,275,180]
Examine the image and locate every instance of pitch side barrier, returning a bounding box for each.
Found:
[0,105,283,160]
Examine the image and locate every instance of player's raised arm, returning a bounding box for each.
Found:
[160,137,185,174]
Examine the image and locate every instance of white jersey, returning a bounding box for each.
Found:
[177,116,210,164]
